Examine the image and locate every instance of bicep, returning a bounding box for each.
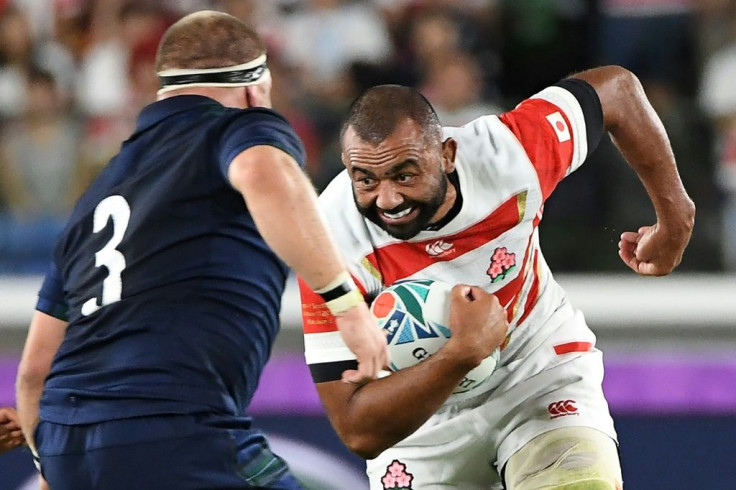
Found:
[227,145,303,196]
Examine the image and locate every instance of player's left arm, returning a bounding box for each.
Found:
[16,311,68,455]
[572,65,695,276]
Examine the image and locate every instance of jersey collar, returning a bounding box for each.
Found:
[136,95,222,134]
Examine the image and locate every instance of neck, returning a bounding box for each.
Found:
[429,174,457,224]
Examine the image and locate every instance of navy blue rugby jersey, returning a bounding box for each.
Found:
[36,95,305,424]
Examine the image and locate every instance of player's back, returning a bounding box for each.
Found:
[39,95,304,424]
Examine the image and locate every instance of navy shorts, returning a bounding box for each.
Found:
[34,413,303,489]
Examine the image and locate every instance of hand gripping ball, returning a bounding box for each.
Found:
[370,278,500,395]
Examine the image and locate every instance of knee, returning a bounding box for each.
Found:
[504,427,623,490]
[525,478,620,490]
[510,469,621,490]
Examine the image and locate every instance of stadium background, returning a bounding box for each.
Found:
[1,1,735,488]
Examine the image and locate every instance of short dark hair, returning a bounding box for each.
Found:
[341,85,442,146]
[155,10,265,72]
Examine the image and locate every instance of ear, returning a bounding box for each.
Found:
[441,138,457,173]
[340,151,350,169]
[245,81,272,109]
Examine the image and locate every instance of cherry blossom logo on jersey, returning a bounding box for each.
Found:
[548,399,579,419]
[487,247,516,283]
[425,239,454,258]
[381,459,414,489]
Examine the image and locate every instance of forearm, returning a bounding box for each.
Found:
[15,373,45,452]
[319,347,476,459]
[15,311,68,453]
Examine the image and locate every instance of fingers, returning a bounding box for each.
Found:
[342,368,372,386]
[619,227,676,276]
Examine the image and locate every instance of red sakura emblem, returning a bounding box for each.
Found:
[487,247,516,283]
[548,399,579,419]
[381,459,414,489]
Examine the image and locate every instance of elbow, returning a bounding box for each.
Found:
[339,430,391,460]
[16,360,47,394]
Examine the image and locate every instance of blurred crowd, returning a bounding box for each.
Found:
[0,0,732,274]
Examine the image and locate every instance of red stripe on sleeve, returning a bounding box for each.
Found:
[499,99,575,201]
[553,341,593,355]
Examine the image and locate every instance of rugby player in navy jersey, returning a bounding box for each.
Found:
[15,11,387,489]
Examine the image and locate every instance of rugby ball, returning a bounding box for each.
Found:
[370,279,500,394]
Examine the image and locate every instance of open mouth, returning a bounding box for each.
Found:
[380,206,418,225]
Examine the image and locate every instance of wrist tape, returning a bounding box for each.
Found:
[316,271,363,315]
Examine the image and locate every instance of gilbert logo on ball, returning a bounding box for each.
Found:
[370,279,500,394]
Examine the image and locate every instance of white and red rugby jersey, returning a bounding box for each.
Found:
[300,80,604,382]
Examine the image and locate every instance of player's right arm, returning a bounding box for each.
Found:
[571,66,695,276]
[228,144,388,383]
[309,285,507,460]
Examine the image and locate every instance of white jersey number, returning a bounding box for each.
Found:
[81,195,130,316]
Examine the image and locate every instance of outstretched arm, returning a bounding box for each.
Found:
[572,66,695,276]
[229,145,388,382]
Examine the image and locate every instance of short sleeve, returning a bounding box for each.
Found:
[217,108,306,179]
[498,80,603,201]
[36,261,69,321]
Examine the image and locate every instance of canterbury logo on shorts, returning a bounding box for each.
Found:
[547,399,579,419]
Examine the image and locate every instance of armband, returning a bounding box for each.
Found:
[315,271,363,316]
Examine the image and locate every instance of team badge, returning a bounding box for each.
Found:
[487,247,516,283]
[381,459,414,489]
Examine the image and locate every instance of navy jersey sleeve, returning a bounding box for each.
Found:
[217,108,306,179]
[36,261,69,321]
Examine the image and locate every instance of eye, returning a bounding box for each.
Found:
[354,176,376,189]
[396,173,415,183]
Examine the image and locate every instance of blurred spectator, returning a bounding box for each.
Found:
[498,0,592,103]
[0,5,75,117]
[75,0,171,187]
[276,0,394,102]
[419,49,502,127]
[700,8,736,270]
[595,0,698,97]
[0,67,82,274]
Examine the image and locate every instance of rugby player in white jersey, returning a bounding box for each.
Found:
[299,66,695,489]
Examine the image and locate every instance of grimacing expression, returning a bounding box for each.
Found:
[342,120,455,240]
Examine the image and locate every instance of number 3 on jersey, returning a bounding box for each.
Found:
[81,195,130,316]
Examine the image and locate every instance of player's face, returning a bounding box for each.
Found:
[342,119,457,240]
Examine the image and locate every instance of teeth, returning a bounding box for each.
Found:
[384,208,413,219]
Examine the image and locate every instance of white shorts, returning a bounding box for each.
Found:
[366,300,617,490]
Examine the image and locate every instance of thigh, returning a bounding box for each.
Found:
[504,427,622,490]
[36,415,303,490]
